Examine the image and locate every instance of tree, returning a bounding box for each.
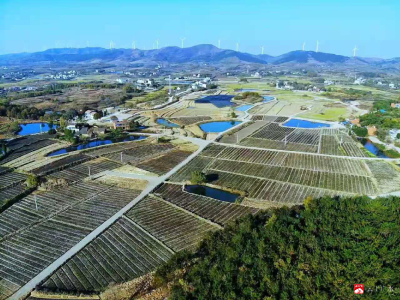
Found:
[230,111,237,118]
[64,128,75,142]
[26,174,39,188]
[352,126,368,137]
[190,171,206,185]
[8,121,20,133]
[94,112,103,120]
[59,116,67,129]
[157,195,400,300]
[397,133,400,139]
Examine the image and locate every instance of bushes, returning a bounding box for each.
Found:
[190,171,206,184]
[352,126,368,137]
[157,196,400,300]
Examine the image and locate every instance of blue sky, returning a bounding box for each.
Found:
[0,0,398,58]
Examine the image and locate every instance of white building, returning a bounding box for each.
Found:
[84,110,97,120]
[116,78,129,84]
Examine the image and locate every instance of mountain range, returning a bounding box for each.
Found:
[0,44,399,70]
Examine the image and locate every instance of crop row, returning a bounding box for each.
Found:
[212,146,370,176]
[5,134,54,151]
[251,122,295,140]
[136,150,192,175]
[240,137,318,152]
[41,218,173,293]
[250,115,289,123]
[169,156,213,182]
[320,135,366,157]
[104,143,175,164]
[127,196,219,252]
[0,184,27,210]
[84,139,149,158]
[170,116,212,125]
[52,187,141,230]
[0,182,109,239]
[155,183,259,226]
[209,159,376,195]
[0,172,27,189]
[1,139,58,165]
[0,220,91,300]
[205,170,346,206]
[32,153,91,176]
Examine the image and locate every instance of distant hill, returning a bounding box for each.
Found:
[0,44,398,70]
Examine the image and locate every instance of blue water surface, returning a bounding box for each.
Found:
[195,95,235,108]
[185,185,239,203]
[18,123,58,136]
[236,105,254,111]
[156,118,180,128]
[47,135,147,157]
[283,119,330,128]
[359,139,389,158]
[263,96,275,102]
[200,121,241,133]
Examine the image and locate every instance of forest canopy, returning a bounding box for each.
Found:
[155,196,400,300]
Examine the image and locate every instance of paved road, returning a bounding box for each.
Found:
[9,137,211,300]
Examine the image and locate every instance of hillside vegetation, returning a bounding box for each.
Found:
[155,196,400,300]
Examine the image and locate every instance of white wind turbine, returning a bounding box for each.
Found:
[109,41,115,50]
[316,41,319,52]
[236,42,239,51]
[261,46,265,55]
[353,46,358,57]
[180,37,186,48]
[303,42,306,51]
[156,39,159,50]
[132,41,136,50]
[218,39,221,48]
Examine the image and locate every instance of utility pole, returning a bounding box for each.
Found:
[120,152,123,163]
[88,166,91,180]
[34,195,38,211]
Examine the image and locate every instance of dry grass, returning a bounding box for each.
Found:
[94,175,148,190]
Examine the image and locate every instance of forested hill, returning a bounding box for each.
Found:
[155,196,400,300]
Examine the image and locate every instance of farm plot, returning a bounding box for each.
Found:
[248,101,278,115]
[251,122,295,140]
[240,137,318,153]
[135,150,192,175]
[0,184,28,210]
[5,134,54,151]
[126,196,219,252]
[205,170,349,207]
[0,182,109,239]
[207,159,376,195]
[32,153,91,176]
[218,121,268,144]
[154,183,259,226]
[199,144,227,157]
[169,156,213,182]
[84,139,150,158]
[170,116,212,126]
[319,134,366,157]
[0,171,27,189]
[0,220,92,300]
[366,161,400,194]
[251,115,289,123]
[40,217,173,293]
[0,139,58,165]
[51,187,141,230]
[48,158,122,183]
[103,143,175,165]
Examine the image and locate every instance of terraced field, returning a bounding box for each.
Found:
[170,116,212,126]
[126,196,219,252]
[0,169,29,209]
[32,154,91,176]
[40,218,173,293]
[155,183,259,226]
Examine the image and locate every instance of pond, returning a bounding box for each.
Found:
[47,135,147,157]
[200,121,241,133]
[359,139,389,158]
[236,104,254,111]
[195,95,235,108]
[283,119,330,128]
[156,118,180,128]
[263,96,275,102]
[18,123,58,136]
[184,185,239,203]
[235,88,258,92]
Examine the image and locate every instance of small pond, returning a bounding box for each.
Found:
[185,185,239,203]
[156,118,180,128]
[47,135,147,157]
[283,119,330,128]
[359,139,389,158]
[236,104,254,111]
[18,123,58,136]
[263,96,275,102]
[235,88,258,92]
[200,121,241,133]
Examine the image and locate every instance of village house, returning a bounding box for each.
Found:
[391,103,400,109]
[367,126,377,136]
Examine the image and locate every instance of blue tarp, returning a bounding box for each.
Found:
[195,95,235,108]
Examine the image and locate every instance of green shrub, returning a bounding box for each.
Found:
[190,171,206,184]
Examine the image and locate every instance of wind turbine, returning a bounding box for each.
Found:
[156,39,159,50]
[132,41,136,50]
[261,46,265,55]
[180,37,186,48]
[236,42,239,52]
[218,39,221,48]
[109,41,115,50]
[302,42,305,51]
[353,46,358,57]
[316,41,319,53]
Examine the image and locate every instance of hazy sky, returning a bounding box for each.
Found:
[0,0,398,58]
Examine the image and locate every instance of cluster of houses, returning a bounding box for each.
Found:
[1,70,35,81]
[191,77,212,90]
[44,70,77,80]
